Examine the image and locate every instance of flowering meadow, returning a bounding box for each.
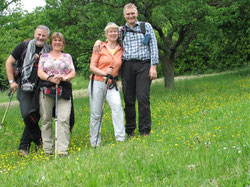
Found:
[0,70,249,186]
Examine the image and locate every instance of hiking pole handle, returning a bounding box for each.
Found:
[8,90,12,97]
[105,74,111,84]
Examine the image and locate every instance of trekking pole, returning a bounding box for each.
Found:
[95,75,110,148]
[55,84,58,159]
[0,90,14,132]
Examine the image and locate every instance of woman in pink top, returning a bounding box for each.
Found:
[38,32,75,157]
[88,23,125,147]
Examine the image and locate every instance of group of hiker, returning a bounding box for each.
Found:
[4,3,159,157]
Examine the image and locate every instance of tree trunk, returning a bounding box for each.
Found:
[162,55,175,89]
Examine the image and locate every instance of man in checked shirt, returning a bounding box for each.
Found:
[94,3,159,137]
[121,3,159,137]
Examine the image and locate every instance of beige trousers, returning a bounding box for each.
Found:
[39,91,71,155]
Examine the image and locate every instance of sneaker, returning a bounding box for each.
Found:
[141,132,149,137]
[35,140,43,152]
[43,152,53,156]
[91,144,100,148]
[18,149,28,157]
[127,131,135,138]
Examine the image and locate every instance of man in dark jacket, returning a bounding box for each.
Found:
[5,25,50,156]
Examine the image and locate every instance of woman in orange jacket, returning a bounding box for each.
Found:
[88,23,125,147]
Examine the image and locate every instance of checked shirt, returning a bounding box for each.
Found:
[120,21,159,66]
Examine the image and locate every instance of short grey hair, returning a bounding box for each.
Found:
[123,3,138,14]
[35,25,50,36]
[104,22,119,33]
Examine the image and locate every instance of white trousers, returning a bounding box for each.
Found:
[88,80,125,147]
[39,92,71,154]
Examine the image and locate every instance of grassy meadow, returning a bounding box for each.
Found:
[0,69,249,186]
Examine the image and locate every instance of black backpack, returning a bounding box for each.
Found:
[14,40,30,80]
[14,40,40,92]
[119,22,146,46]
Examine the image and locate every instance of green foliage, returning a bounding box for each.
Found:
[175,0,249,74]
[0,70,249,186]
[0,0,248,88]
[0,0,19,13]
[76,52,91,80]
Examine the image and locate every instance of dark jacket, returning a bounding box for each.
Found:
[26,79,75,131]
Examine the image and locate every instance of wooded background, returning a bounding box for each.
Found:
[0,0,249,89]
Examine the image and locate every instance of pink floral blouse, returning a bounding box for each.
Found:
[38,53,75,76]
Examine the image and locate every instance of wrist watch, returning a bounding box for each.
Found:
[9,80,14,84]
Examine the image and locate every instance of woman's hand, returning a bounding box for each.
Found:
[49,74,61,85]
[105,66,113,76]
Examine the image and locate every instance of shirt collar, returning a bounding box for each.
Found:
[102,41,121,50]
[125,20,140,29]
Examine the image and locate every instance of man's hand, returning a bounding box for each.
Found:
[10,82,18,94]
[93,40,102,53]
[149,65,157,80]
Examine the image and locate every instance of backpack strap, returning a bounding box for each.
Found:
[18,40,30,67]
[118,26,125,47]
[140,22,146,35]
[119,22,146,47]
[121,26,125,41]
[124,22,146,35]
[14,40,30,80]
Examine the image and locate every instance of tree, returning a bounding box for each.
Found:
[0,0,247,89]
[171,0,249,74]
[0,0,19,13]
[0,0,23,89]
[40,0,124,73]
[93,0,240,88]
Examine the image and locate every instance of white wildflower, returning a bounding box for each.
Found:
[188,164,195,171]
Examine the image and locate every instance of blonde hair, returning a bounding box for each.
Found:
[123,3,138,14]
[104,22,119,34]
[50,32,65,51]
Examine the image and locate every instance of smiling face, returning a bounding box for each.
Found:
[124,7,138,27]
[105,28,118,43]
[34,28,49,47]
[51,37,64,52]
[50,32,65,52]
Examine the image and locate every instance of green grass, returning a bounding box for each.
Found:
[71,74,90,90]
[0,69,249,186]
[0,89,17,103]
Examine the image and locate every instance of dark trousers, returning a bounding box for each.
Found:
[122,60,152,135]
[17,85,41,151]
